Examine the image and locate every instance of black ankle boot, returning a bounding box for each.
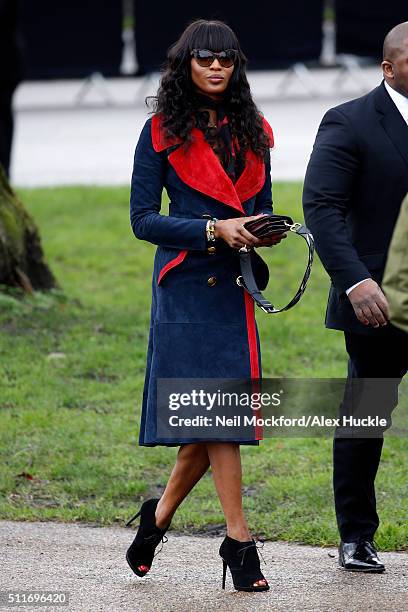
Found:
[219,535,269,592]
[125,498,169,577]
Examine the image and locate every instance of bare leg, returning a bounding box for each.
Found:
[155,443,210,529]
[206,442,251,542]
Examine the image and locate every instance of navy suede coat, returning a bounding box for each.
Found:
[130,113,274,446]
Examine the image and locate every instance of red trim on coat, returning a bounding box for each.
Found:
[243,291,263,441]
[244,291,260,379]
[151,114,183,152]
[234,148,265,204]
[168,134,246,213]
[262,116,274,148]
[151,114,273,214]
[157,250,188,285]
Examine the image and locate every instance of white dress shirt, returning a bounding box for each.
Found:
[384,80,408,126]
[346,81,408,296]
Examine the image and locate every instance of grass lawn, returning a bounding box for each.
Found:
[1,183,407,550]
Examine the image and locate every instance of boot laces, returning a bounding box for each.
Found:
[144,533,168,557]
[237,540,266,566]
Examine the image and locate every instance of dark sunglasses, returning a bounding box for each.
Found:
[191,48,237,68]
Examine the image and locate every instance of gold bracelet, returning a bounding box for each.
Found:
[206,219,217,242]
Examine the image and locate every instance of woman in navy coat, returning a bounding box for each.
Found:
[127,19,281,592]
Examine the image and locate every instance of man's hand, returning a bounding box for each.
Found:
[348,279,390,328]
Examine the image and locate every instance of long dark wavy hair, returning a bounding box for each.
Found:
[146,19,270,160]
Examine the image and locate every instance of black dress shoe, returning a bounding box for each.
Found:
[339,540,385,573]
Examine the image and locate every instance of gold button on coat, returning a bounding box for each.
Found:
[207,276,217,286]
[207,246,216,254]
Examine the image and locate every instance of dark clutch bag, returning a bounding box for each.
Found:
[243,213,294,238]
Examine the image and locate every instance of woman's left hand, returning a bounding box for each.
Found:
[255,233,287,247]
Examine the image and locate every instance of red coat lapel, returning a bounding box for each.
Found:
[168,129,246,213]
[235,148,265,205]
[151,114,273,215]
[151,114,183,151]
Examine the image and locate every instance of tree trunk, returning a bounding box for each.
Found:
[0,166,57,293]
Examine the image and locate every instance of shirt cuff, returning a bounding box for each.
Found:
[346,278,371,296]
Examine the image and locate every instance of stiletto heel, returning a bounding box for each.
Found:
[125,509,141,527]
[222,559,227,589]
[219,535,269,592]
[125,498,170,577]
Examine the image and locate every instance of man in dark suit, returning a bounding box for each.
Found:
[303,21,408,572]
[0,0,23,177]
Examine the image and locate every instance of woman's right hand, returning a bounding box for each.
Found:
[213,214,267,249]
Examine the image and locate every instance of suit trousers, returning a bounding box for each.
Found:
[333,324,408,541]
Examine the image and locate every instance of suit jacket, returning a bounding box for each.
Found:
[302,81,408,335]
[382,194,408,334]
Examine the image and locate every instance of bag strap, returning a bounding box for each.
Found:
[237,222,315,314]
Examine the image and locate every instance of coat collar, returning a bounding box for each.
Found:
[374,81,408,170]
[151,113,274,215]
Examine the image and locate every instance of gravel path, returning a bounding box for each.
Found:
[0,521,407,611]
